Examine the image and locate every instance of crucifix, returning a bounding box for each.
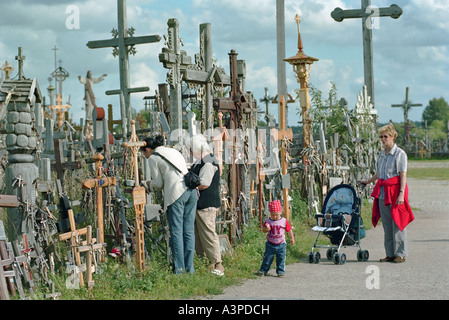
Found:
[213,50,257,236]
[122,120,146,271]
[82,153,116,262]
[58,209,89,287]
[159,18,192,138]
[75,225,106,290]
[1,61,14,80]
[86,0,161,141]
[50,59,69,99]
[15,47,26,80]
[182,23,231,131]
[391,87,422,151]
[48,94,70,128]
[331,0,403,106]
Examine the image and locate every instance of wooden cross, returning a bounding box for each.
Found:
[87,0,160,140]
[331,0,403,106]
[1,61,14,80]
[49,94,70,128]
[75,225,106,289]
[15,47,26,80]
[277,95,293,221]
[122,120,146,271]
[58,209,88,287]
[391,87,422,150]
[213,50,257,234]
[82,153,116,262]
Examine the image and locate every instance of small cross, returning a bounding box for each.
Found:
[1,61,14,79]
[15,47,26,79]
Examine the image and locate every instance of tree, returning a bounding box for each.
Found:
[422,97,449,124]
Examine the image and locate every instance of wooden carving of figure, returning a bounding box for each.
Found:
[78,71,107,138]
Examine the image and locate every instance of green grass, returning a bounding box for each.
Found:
[26,192,374,300]
[407,167,449,180]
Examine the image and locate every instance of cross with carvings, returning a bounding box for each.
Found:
[122,120,146,271]
[1,61,14,80]
[182,23,231,130]
[331,0,403,106]
[213,50,257,233]
[87,0,161,141]
[392,87,422,150]
[159,18,192,136]
[82,153,116,262]
[49,94,70,128]
[15,47,26,80]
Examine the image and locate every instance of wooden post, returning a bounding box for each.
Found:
[82,153,116,262]
[122,120,146,271]
[277,96,293,221]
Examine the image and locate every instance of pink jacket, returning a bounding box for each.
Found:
[371,175,414,231]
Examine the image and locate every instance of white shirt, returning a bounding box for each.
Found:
[148,146,188,210]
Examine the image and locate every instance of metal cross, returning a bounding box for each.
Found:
[391,87,422,150]
[331,0,403,107]
[86,0,161,141]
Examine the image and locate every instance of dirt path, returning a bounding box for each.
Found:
[207,161,449,300]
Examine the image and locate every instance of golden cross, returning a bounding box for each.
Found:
[49,94,71,128]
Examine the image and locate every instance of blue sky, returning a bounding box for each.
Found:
[1,0,448,126]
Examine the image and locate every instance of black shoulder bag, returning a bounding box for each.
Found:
[152,152,201,189]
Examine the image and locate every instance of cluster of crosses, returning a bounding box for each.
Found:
[0,0,414,300]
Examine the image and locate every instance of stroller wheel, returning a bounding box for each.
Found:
[313,252,321,264]
[307,251,314,263]
[326,248,336,260]
[333,252,346,265]
[357,249,369,261]
[362,250,369,261]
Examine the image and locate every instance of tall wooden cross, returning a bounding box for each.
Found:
[122,120,146,271]
[82,153,116,262]
[86,0,161,141]
[213,50,257,233]
[331,0,403,106]
[159,18,192,137]
[391,87,422,150]
[277,96,293,221]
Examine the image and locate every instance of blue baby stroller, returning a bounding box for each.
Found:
[307,184,368,265]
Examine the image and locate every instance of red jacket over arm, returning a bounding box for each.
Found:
[371,175,414,231]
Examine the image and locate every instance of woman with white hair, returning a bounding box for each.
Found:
[189,134,224,276]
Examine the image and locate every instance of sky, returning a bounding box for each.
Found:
[0,0,448,127]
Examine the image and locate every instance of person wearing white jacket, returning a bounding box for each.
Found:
[141,135,198,274]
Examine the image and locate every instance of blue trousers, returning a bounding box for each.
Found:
[259,241,286,276]
[166,188,198,274]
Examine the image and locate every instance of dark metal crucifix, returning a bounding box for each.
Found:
[391,87,422,151]
[213,50,257,237]
[87,0,161,140]
[331,0,403,107]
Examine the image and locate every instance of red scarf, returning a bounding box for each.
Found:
[371,175,414,231]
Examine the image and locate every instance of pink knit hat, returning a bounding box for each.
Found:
[269,200,283,213]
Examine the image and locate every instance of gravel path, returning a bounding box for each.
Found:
[207,161,449,300]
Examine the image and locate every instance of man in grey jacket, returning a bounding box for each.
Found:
[141,135,198,274]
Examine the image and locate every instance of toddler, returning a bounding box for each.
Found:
[258,200,295,278]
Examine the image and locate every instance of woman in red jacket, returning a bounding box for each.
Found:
[361,123,414,263]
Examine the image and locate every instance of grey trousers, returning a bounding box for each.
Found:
[379,200,408,257]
